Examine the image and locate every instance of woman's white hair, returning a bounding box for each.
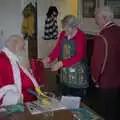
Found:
[95,6,114,21]
[61,15,80,28]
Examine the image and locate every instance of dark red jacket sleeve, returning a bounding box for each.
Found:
[62,31,86,67]
[91,35,105,82]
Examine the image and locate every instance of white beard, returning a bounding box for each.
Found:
[15,50,29,69]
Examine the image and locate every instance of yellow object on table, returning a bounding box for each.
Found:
[35,87,48,98]
[35,87,53,108]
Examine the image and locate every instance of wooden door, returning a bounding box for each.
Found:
[28,2,38,60]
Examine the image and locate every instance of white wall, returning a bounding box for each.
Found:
[0,0,75,58]
[1,0,120,58]
[0,0,22,41]
[0,0,29,59]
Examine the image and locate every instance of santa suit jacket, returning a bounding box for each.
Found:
[0,51,40,102]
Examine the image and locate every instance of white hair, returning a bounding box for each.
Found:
[61,15,80,28]
[5,34,22,48]
[95,6,114,21]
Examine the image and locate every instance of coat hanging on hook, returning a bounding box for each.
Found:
[43,6,59,40]
[22,2,36,40]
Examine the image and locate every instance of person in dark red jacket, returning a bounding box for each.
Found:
[91,6,120,120]
[42,15,88,100]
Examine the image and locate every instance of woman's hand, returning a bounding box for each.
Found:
[51,61,63,71]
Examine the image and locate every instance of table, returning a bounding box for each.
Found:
[0,105,73,120]
[0,103,104,120]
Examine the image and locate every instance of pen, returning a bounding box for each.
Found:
[27,89,38,97]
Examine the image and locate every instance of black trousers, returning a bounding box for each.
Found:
[100,88,120,120]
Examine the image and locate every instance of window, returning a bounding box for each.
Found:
[105,0,120,18]
[82,0,96,18]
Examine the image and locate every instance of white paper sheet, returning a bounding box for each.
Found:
[60,96,81,109]
[26,98,67,115]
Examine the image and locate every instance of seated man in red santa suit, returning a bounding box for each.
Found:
[0,35,41,106]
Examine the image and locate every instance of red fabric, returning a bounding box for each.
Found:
[91,35,105,84]
[31,59,48,85]
[48,31,65,62]
[0,52,39,102]
[48,29,86,67]
[91,23,120,89]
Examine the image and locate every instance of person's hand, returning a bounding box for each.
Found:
[95,84,100,88]
[41,57,50,66]
[51,61,63,71]
[92,77,100,88]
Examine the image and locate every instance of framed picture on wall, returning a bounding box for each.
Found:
[82,0,96,18]
[104,0,120,18]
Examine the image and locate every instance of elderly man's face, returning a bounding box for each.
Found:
[95,14,105,28]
